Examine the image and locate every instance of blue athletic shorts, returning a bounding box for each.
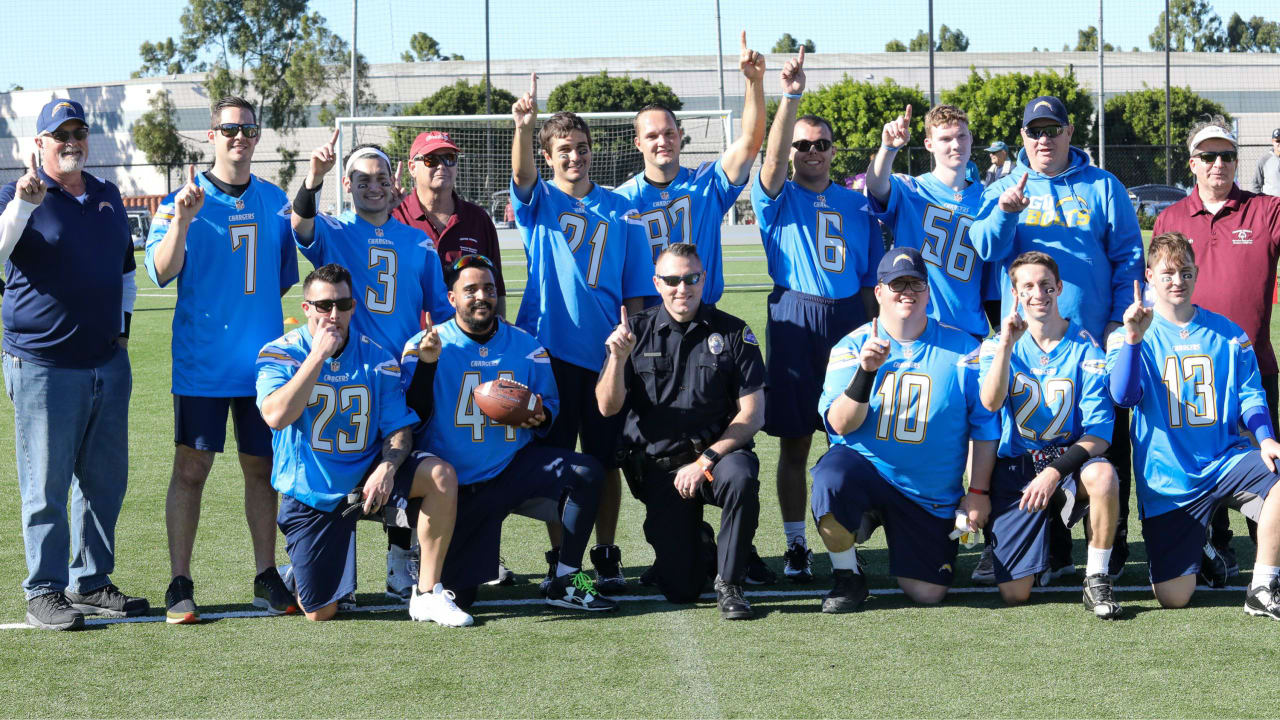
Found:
[810,444,958,586]
[1141,450,1279,585]
[542,355,624,468]
[174,394,273,457]
[987,454,1104,583]
[764,286,867,438]
[278,451,431,611]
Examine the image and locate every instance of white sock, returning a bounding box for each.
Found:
[556,562,578,578]
[1251,563,1280,591]
[1086,545,1113,577]
[829,548,860,573]
[784,522,807,546]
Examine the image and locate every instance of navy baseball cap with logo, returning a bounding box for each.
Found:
[1022,96,1069,127]
[37,99,87,135]
[877,247,929,285]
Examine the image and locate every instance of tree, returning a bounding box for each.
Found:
[1074,26,1115,52]
[892,25,969,52]
[772,33,815,54]
[941,67,1094,151]
[1150,0,1226,51]
[545,72,685,188]
[130,90,204,194]
[908,30,931,52]
[796,77,929,181]
[885,39,907,52]
[400,31,464,62]
[134,0,378,189]
[1103,86,1231,186]
[1225,13,1280,52]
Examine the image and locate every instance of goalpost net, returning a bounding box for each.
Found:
[332,110,735,223]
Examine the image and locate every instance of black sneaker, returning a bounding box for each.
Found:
[744,546,777,585]
[714,577,754,620]
[783,540,814,583]
[1218,544,1240,579]
[538,547,560,597]
[1197,543,1228,588]
[26,592,84,631]
[545,571,618,612]
[484,557,517,587]
[1082,573,1123,619]
[639,564,657,586]
[1108,534,1130,580]
[821,569,868,613]
[971,545,996,585]
[253,567,298,615]
[165,575,199,624]
[590,544,626,593]
[1244,578,1280,620]
[66,583,149,619]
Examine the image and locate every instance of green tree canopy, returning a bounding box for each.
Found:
[891,25,969,52]
[1104,86,1231,186]
[400,31,464,62]
[1224,13,1280,52]
[544,72,683,113]
[796,77,929,180]
[130,90,204,194]
[1074,26,1115,51]
[884,39,908,52]
[941,67,1094,153]
[1150,0,1226,51]
[772,34,816,54]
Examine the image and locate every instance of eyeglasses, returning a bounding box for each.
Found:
[305,297,355,313]
[791,139,832,152]
[656,272,703,287]
[44,127,90,143]
[886,278,927,293]
[213,123,261,138]
[413,153,459,168]
[451,254,495,272]
[1024,125,1065,140]
[1193,151,1237,164]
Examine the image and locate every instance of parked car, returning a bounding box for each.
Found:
[126,207,151,250]
[1127,184,1188,219]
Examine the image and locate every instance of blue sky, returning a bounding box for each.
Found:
[5,1,1277,92]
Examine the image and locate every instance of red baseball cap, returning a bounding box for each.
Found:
[410,131,460,158]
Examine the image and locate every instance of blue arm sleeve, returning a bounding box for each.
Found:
[1244,405,1275,443]
[1108,341,1143,407]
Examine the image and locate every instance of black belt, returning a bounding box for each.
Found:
[646,449,701,472]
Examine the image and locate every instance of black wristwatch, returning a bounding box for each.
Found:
[699,448,721,466]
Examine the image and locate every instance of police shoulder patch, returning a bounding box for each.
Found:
[743,326,759,346]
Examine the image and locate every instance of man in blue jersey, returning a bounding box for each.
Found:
[399,255,617,614]
[1107,232,1280,617]
[146,96,300,624]
[292,132,454,600]
[970,95,1145,580]
[616,30,766,298]
[811,247,1000,612]
[510,75,657,592]
[978,251,1122,618]
[256,263,468,625]
[754,47,882,583]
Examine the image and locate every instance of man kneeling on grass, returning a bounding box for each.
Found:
[256,263,469,626]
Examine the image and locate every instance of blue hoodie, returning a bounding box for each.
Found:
[969,146,1144,340]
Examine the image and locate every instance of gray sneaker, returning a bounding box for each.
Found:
[971,546,996,585]
[65,584,149,618]
[26,592,84,631]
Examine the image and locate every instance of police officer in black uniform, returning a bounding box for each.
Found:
[596,243,766,619]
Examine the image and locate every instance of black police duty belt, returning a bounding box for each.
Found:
[645,438,712,472]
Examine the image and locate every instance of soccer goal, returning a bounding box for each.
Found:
[332,110,735,223]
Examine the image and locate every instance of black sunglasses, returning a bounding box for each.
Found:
[45,127,90,142]
[451,254,495,272]
[1024,125,1065,140]
[656,272,703,287]
[791,139,832,152]
[887,278,927,293]
[1194,151,1237,164]
[306,297,355,313]
[214,123,261,138]
[414,153,459,168]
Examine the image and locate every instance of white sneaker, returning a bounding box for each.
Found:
[386,545,416,601]
[409,583,473,627]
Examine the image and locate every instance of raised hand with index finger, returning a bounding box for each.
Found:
[417,312,442,364]
[739,31,765,81]
[998,172,1031,214]
[173,163,205,223]
[512,73,538,129]
[881,104,913,150]
[604,305,636,359]
[780,45,806,96]
[1122,279,1153,343]
[16,152,45,206]
[307,127,341,187]
[1000,296,1028,345]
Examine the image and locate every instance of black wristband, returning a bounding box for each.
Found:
[843,368,875,403]
[292,181,322,218]
[1047,444,1092,478]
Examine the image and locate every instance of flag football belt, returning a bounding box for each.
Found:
[1028,446,1069,476]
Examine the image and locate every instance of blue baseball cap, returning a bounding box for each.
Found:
[877,247,929,285]
[37,99,87,135]
[984,140,1009,153]
[1022,96,1069,127]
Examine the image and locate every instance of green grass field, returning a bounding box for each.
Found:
[0,235,1275,718]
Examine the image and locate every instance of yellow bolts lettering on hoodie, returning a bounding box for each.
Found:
[1023,193,1091,228]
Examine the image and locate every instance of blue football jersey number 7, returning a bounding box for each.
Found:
[230,224,257,294]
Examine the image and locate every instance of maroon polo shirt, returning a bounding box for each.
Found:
[1154,185,1280,374]
[393,190,506,295]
